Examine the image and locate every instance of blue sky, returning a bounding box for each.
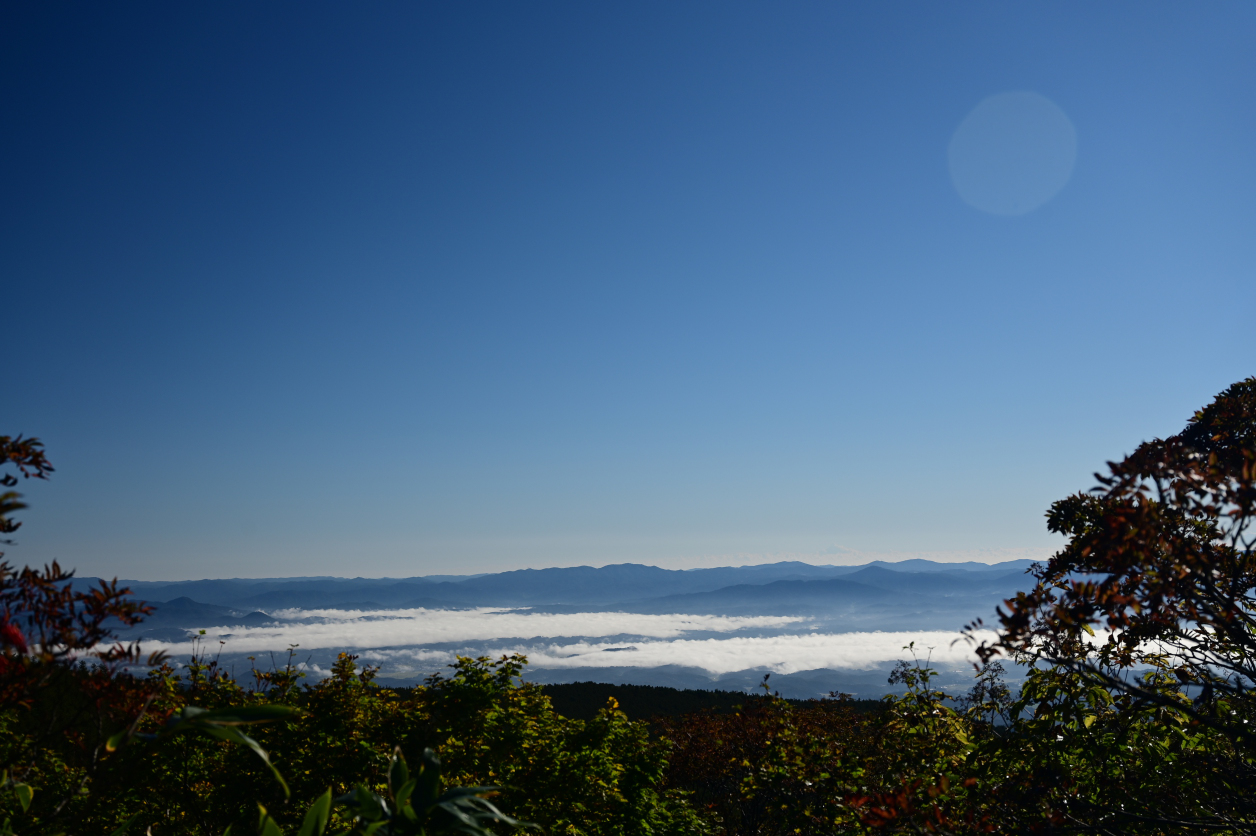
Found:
[4,3,1254,580]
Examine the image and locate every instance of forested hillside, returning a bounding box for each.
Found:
[537,681,884,721]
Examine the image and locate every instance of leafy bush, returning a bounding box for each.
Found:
[1,649,710,836]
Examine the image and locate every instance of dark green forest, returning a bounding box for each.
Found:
[3,378,1256,834]
[537,682,883,722]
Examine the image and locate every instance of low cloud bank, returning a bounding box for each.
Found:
[144,608,806,656]
[142,608,997,677]
[363,630,997,676]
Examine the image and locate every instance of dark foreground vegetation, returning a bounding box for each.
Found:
[3,377,1256,834]
[538,682,883,722]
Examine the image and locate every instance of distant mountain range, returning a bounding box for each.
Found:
[105,559,1038,640]
[118,558,1035,607]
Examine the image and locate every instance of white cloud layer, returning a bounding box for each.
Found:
[363,630,998,676]
[142,606,997,676]
[144,608,806,656]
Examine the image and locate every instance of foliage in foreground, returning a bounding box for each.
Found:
[1,650,708,836]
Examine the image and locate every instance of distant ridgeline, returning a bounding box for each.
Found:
[107,558,1036,620]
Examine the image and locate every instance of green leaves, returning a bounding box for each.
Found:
[297,790,333,836]
[105,702,307,801]
[165,705,306,797]
[171,705,309,727]
[214,747,533,836]
[333,747,535,836]
[256,805,284,836]
[107,812,143,836]
[0,771,32,814]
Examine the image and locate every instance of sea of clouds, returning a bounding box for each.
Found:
[144,607,996,680]
[360,631,996,676]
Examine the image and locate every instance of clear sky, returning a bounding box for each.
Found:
[4,3,1254,580]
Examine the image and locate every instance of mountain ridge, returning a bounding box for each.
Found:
[113,558,1037,610]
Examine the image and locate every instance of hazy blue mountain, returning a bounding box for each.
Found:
[113,596,283,642]
[839,566,1030,596]
[408,563,834,606]
[409,561,878,606]
[679,561,862,584]
[862,559,1037,575]
[230,583,472,610]
[595,578,900,615]
[513,570,1031,635]
[417,564,680,605]
[108,559,1038,613]
[526,569,1031,615]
